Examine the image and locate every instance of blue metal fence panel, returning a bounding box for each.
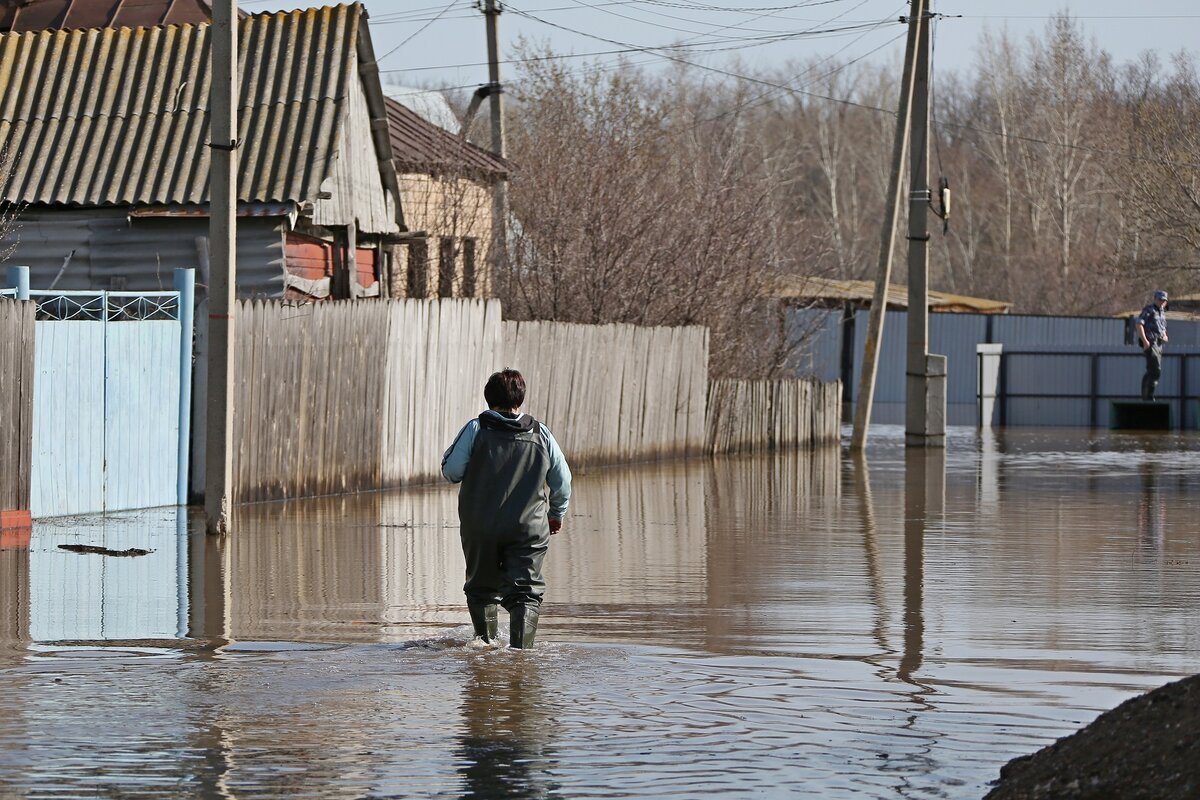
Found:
[30,321,105,517]
[105,320,181,511]
[801,309,1197,428]
[992,314,1127,346]
[785,308,843,382]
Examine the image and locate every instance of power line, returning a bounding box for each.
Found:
[375,0,461,62]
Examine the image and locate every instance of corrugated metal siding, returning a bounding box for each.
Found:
[30,320,105,516]
[784,308,842,383]
[12,207,286,296]
[991,314,1127,347]
[313,68,398,233]
[0,4,361,206]
[808,310,1194,426]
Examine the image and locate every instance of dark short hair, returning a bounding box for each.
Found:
[484,369,526,409]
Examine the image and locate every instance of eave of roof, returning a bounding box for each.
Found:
[384,95,507,180]
[771,276,1013,313]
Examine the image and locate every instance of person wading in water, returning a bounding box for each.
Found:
[441,369,572,649]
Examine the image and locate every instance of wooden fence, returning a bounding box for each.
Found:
[379,299,504,485]
[233,300,392,502]
[230,300,839,502]
[706,378,841,454]
[503,321,710,466]
[0,301,34,518]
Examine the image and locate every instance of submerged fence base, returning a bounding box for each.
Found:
[706,379,841,454]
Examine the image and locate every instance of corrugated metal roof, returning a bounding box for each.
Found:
[772,276,1012,314]
[0,4,371,207]
[0,0,224,31]
[385,95,507,179]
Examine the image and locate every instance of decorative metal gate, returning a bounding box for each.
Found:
[26,288,193,517]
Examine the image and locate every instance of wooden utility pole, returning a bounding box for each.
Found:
[850,0,927,451]
[904,2,936,447]
[483,0,508,285]
[205,0,238,534]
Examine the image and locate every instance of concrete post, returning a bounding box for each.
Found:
[976,344,1003,429]
[905,2,934,447]
[850,0,926,450]
[483,0,508,293]
[205,0,239,534]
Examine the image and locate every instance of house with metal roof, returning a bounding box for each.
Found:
[0,3,402,300]
[383,94,507,300]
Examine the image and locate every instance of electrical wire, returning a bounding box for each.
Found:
[375,0,461,63]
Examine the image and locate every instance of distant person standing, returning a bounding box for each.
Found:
[441,369,572,649]
[1135,290,1169,401]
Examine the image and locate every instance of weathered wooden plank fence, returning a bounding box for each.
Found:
[706,378,841,454]
[503,321,710,466]
[233,300,392,502]
[380,299,504,486]
[0,301,35,518]
[230,300,838,502]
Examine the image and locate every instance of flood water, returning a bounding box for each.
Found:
[2,426,1199,798]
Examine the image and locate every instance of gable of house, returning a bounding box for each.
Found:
[0,3,399,233]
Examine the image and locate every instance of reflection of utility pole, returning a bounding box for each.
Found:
[483,0,508,292]
[851,0,926,451]
[205,0,239,534]
[899,448,942,683]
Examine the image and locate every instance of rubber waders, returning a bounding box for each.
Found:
[508,605,539,649]
[468,603,499,644]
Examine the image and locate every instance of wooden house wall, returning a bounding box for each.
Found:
[313,73,399,236]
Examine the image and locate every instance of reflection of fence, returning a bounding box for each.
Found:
[0,302,34,519]
[706,379,841,453]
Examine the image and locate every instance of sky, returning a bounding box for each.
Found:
[239,0,1200,96]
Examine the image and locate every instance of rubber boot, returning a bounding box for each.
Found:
[508,605,539,649]
[468,603,498,644]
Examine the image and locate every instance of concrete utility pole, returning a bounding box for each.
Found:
[850,0,926,451]
[205,0,239,534]
[483,0,508,287]
[904,3,944,448]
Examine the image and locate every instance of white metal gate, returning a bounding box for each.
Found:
[28,290,191,518]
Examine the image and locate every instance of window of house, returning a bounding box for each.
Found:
[462,238,477,298]
[407,240,429,299]
[438,237,456,298]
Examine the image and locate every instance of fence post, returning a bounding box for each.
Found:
[6,266,29,300]
[175,269,195,506]
[976,344,1003,429]
[1089,353,1098,428]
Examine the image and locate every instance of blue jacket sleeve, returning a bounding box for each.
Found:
[541,424,572,519]
[441,420,479,483]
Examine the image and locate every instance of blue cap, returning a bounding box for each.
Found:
[1154,290,1169,302]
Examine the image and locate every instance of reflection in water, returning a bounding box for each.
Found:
[1137,462,1166,552]
[457,655,561,799]
[900,448,944,684]
[2,428,1200,799]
